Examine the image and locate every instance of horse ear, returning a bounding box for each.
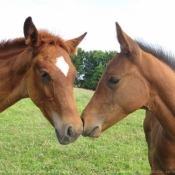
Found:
[24,17,38,47]
[65,32,87,55]
[115,22,132,54]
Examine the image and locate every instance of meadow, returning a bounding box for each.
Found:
[0,88,150,175]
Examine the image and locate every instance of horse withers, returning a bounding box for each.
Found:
[81,22,175,173]
[0,17,87,145]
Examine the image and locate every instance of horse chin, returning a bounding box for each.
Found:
[89,126,102,137]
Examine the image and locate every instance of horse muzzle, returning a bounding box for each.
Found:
[55,125,83,145]
[81,118,102,137]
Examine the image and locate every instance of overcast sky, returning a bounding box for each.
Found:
[0,0,175,52]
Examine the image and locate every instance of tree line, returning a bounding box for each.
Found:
[71,48,117,90]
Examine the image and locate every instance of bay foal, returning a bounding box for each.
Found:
[0,17,86,145]
[81,23,175,174]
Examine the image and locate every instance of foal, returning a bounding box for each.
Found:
[81,22,175,174]
[0,17,86,145]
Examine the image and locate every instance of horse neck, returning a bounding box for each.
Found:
[0,46,32,112]
[141,51,175,138]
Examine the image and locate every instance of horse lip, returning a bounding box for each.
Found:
[83,126,101,138]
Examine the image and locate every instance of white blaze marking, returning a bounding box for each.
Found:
[56,56,69,76]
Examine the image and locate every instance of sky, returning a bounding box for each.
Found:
[0,0,175,52]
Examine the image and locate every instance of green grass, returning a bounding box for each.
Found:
[0,88,150,175]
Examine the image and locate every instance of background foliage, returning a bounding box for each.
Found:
[71,48,117,90]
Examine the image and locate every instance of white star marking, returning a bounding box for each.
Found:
[55,56,69,76]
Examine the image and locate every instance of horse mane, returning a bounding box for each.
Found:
[0,38,26,51]
[0,30,69,57]
[135,39,175,70]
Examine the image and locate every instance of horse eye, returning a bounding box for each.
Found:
[40,71,51,81]
[108,76,120,85]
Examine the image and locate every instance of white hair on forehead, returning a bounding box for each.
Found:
[55,56,69,76]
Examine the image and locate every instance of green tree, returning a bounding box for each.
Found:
[71,48,86,87]
[72,48,117,90]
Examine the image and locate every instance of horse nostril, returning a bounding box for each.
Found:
[67,126,73,138]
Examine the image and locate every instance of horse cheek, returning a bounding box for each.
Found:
[116,78,148,114]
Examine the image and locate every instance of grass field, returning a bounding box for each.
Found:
[0,88,150,175]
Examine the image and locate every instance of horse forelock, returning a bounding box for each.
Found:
[38,30,69,53]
